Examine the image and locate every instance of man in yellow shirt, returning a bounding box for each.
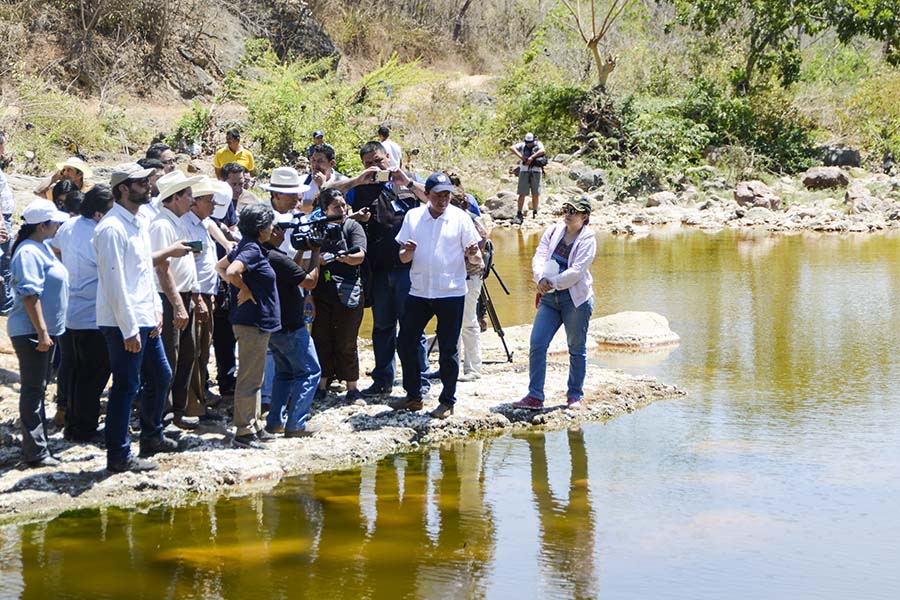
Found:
[213,129,254,178]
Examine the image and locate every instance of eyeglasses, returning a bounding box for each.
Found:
[563,207,584,215]
[162,159,176,165]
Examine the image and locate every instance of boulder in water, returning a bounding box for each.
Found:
[589,311,680,348]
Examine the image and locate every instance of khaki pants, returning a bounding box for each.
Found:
[188,294,214,410]
[232,324,270,436]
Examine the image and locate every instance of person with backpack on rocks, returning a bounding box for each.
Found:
[510,132,546,225]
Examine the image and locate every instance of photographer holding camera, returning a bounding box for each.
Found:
[310,189,367,404]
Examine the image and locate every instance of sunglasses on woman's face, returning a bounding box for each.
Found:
[563,207,584,215]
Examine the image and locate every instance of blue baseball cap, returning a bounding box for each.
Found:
[425,172,455,194]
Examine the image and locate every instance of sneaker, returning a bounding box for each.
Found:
[139,436,179,457]
[361,383,392,397]
[264,424,285,435]
[107,456,158,473]
[429,403,454,419]
[284,423,321,438]
[256,428,277,442]
[26,455,61,469]
[513,212,524,225]
[458,372,481,382]
[233,433,264,449]
[567,397,583,410]
[345,388,364,404]
[314,388,327,402]
[390,396,423,412]
[532,209,538,219]
[512,395,544,410]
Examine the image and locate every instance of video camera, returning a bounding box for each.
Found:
[278,213,343,250]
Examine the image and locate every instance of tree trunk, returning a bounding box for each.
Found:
[588,40,616,89]
[452,0,474,43]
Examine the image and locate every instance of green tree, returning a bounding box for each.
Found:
[672,0,900,93]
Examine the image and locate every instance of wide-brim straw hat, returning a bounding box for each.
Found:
[259,166,310,195]
[55,156,93,178]
[156,170,204,202]
[191,176,232,220]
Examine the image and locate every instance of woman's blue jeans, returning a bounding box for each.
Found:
[528,290,593,401]
[266,326,321,433]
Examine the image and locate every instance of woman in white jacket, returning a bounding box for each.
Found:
[515,197,596,410]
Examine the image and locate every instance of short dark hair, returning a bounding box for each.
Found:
[237,203,274,240]
[146,142,171,160]
[377,125,390,138]
[220,162,246,179]
[80,184,114,218]
[137,157,165,170]
[359,141,386,158]
[319,188,344,212]
[309,144,335,162]
[226,128,241,140]
[52,179,77,203]
[64,190,84,214]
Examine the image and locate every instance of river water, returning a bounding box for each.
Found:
[2,228,900,599]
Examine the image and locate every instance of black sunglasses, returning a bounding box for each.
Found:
[563,207,585,215]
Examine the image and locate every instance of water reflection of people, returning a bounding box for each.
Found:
[528,429,597,598]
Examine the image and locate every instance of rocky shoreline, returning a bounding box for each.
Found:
[484,163,900,234]
[0,319,684,526]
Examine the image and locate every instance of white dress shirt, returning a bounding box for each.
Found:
[396,204,480,299]
[52,216,101,329]
[382,139,403,170]
[94,202,162,338]
[181,209,218,295]
[150,206,198,294]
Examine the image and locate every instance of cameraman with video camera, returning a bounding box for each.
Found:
[310,189,367,404]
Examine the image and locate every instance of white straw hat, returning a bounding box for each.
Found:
[156,170,204,202]
[259,167,310,195]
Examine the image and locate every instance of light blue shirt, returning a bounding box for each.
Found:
[8,239,69,337]
[181,210,218,295]
[52,216,101,329]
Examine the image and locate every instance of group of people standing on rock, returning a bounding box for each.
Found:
[0,124,597,473]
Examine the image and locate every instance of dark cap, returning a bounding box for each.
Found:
[424,172,455,194]
[313,130,324,138]
[563,196,592,214]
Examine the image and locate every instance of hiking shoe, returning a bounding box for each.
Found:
[233,433,265,449]
[390,396,423,412]
[139,436,179,457]
[361,383,392,397]
[345,388,364,404]
[314,388,327,402]
[284,423,321,438]
[26,455,61,469]
[256,428,277,442]
[108,456,158,473]
[429,403,454,419]
[264,424,285,435]
[173,415,199,430]
[532,209,538,219]
[567,397,583,410]
[512,395,544,410]
[458,372,480,382]
[513,212,524,225]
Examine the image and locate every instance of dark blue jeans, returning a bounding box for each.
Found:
[11,335,55,463]
[397,295,465,404]
[370,267,429,392]
[101,326,172,465]
[267,326,321,433]
[528,290,593,401]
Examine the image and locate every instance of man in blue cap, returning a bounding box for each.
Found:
[394,172,480,419]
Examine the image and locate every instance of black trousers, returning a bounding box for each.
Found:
[12,335,54,463]
[212,288,236,394]
[62,329,110,440]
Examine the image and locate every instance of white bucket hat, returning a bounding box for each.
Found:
[23,199,69,225]
[55,156,93,179]
[191,176,232,220]
[156,170,204,202]
[259,167,310,195]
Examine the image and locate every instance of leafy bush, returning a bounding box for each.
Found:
[167,101,215,149]
[844,67,900,163]
[678,79,816,172]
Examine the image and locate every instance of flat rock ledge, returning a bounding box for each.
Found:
[590,311,680,348]
[0,321,684,526]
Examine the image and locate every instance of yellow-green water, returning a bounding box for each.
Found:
[3,228,900,599]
